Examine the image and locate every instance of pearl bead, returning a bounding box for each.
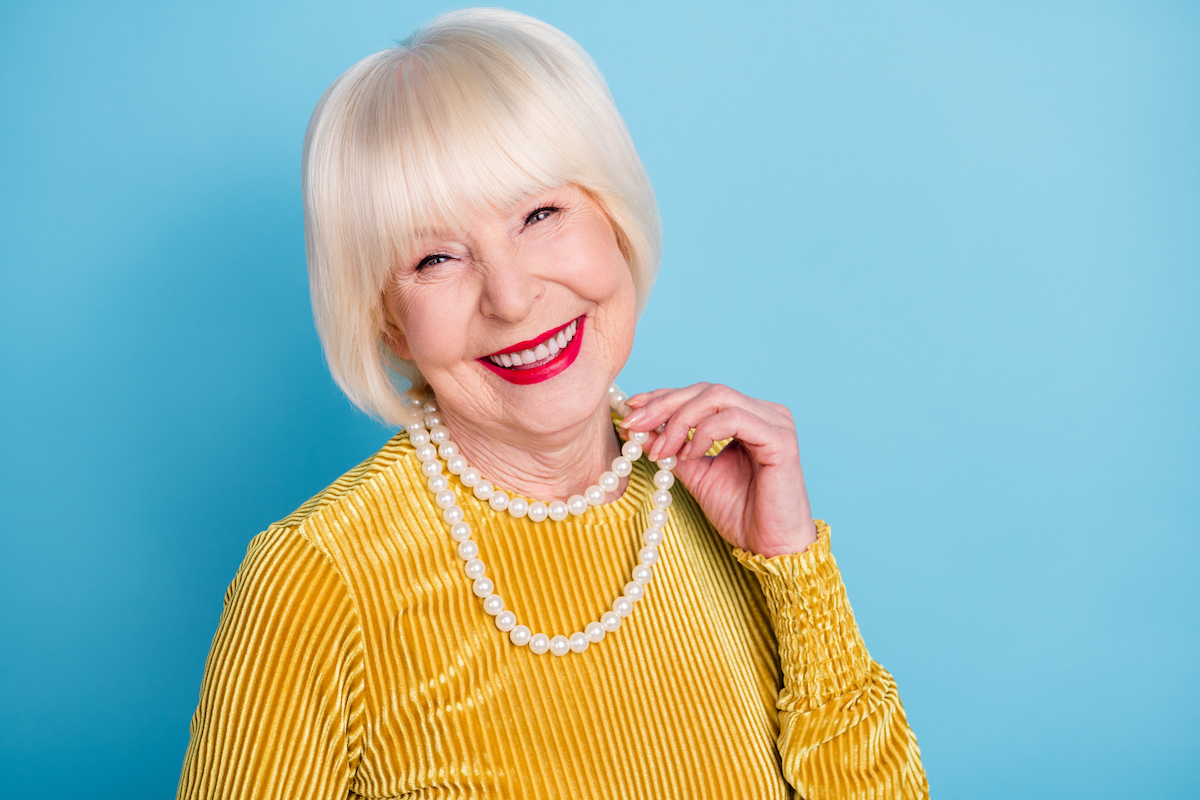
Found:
[483,594,505,615]
[422,400,438,414]
[598,471,619,492]
[509,625,532,646]
[420,390,677,651]
[655,423,666,434]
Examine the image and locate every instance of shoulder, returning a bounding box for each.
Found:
[228,429,435,608]
[276,429,417,531]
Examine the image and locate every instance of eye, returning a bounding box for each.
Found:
[525,206,558,225]
[415,253,451,271]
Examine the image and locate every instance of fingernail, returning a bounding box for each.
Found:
[620,410,644,428]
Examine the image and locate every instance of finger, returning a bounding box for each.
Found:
[621,383,713,433]
[646,384,790,461]
[623,387,677,409]
[679,407,793,465]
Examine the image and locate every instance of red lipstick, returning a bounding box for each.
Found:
[478,316,585,386]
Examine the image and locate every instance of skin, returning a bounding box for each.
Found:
[383,184,817,558]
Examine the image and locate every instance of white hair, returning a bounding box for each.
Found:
[302,7,661,427]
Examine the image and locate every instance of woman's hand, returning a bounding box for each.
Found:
[621,384,818,558]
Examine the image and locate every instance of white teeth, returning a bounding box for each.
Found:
[487,319,582,370]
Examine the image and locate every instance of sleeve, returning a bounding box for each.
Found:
[733,521,928,800]
[177,526,366,800]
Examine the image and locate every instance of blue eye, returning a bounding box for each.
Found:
[416,254,450,271]
[525,206,558,225]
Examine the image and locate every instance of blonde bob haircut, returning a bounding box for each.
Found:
[302,8,661,428]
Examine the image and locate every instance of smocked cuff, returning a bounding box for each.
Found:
[733,521,873,710]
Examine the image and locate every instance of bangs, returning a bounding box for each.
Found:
[344,33,624,282]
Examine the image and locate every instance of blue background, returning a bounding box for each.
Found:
[1,1,1197,796]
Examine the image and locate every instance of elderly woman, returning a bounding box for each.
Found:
[178,8,927,799]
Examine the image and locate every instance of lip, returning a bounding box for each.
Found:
[478,316,585,386]
[484,318,577,358]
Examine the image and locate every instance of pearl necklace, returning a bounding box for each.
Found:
[407,384,677,657]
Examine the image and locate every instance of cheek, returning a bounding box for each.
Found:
[394,289,474,368]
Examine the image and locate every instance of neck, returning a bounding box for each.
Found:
[435,400,627,502]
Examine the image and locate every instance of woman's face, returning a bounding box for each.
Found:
[382,183,637,441]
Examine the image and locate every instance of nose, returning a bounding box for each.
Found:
[478,252,544,323]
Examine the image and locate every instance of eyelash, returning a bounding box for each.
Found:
[525,205,558,225]
[413,206,559,271]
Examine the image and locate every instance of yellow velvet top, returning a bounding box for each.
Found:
[178,429,927,799]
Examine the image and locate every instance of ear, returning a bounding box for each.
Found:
[382,319,414,361]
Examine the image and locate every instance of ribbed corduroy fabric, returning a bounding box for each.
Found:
[178,429,927,799]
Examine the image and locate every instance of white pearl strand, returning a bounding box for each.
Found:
[407,384,678,656]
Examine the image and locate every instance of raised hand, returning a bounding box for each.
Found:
[621,383,818,558]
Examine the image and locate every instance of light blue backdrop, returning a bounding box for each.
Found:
[1,1,1196,796]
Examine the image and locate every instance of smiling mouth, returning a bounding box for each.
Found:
[477,316,585,385]
[484,318,580,370]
